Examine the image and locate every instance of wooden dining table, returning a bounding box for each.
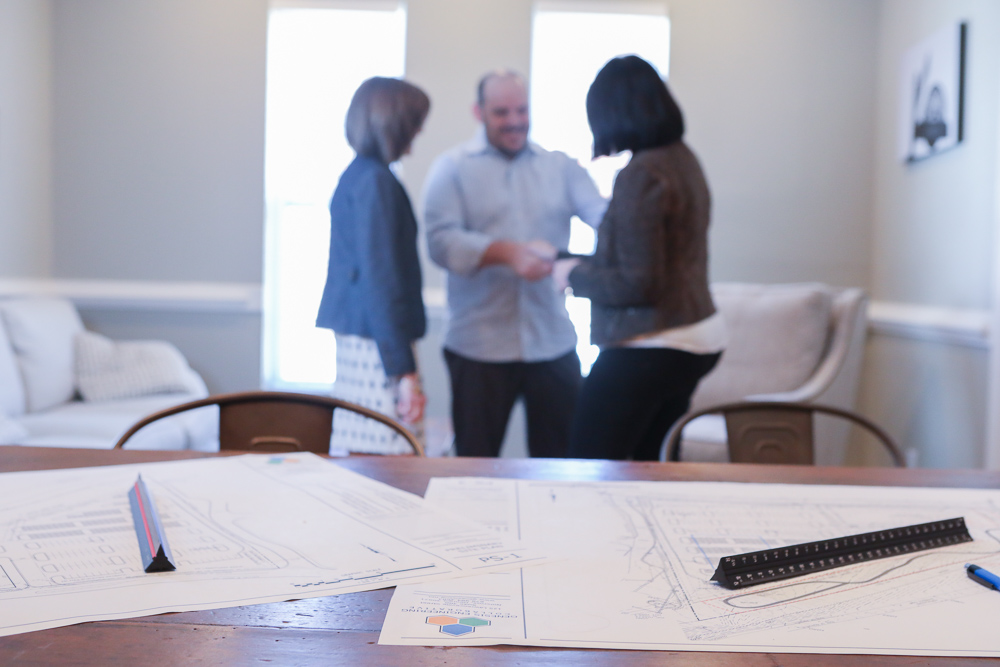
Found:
[1,445,998,666]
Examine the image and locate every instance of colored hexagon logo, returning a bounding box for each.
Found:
[440,623,473,636]
[426,615,458,626]
[426,615,490,636]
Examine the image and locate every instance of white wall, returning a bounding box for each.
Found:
[51,0,267,283]
[0,0,52,277]
[872,1,998,310]
[858,0,1000,468]
[670,0,878,288]
[47,0,268,392]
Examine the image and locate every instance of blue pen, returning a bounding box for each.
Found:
[966,563,1000,591]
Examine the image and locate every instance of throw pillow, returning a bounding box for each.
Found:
[75,331,198,402]
[0,298,83,412]
[692,283,833,407]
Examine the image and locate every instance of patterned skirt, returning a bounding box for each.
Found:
[330,333,424,455]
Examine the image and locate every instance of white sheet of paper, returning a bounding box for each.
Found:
[0,453,544,637]
[380,478,1000,656]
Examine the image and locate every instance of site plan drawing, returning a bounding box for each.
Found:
[380,478,1000,656]
[0,453,544,637]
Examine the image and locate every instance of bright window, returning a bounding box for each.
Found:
[530,2,670,373]
[263,1,406,390]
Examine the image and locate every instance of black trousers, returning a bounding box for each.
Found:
[568,347,721,461]
[444,348,581,458]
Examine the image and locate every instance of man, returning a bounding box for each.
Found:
[424,70,606,458]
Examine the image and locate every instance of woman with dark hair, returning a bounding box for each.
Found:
[555,56,724,461]
[316,77,430,454]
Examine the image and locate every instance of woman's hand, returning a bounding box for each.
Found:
[525,239,558,262]
[552,258,581,292]
[395,373,426,424]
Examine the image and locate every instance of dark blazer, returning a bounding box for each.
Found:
[316,155,426,376]
[568,141,715,347]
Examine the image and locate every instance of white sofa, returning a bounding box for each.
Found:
[0,298,217,450]
[675,283,868,465]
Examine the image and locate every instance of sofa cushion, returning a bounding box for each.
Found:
[691,283,833,410]
[75,330,203,402]
[0,298,83,412]
[0,414,29,445]
[0,319,26,416]
[16,393,218,450]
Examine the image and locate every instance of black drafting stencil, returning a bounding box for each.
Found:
[712,517,972,589]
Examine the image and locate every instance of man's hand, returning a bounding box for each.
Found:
[395,373,426,425]
[480,240,555,281]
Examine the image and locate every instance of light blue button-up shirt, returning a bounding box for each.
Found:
[424,131,607,363]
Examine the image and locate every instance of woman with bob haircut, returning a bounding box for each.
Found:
[556,55,725,461]
[316,77,430,454]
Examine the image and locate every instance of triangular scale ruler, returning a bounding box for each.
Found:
[128,475,177,573]
[711,517,972,589]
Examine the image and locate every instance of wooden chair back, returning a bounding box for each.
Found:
[113,390,424,456]
[664,401,903,467]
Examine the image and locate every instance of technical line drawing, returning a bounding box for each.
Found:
[0,454,544,638]
[381,478,1000,656]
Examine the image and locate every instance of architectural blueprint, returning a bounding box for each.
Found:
[0,454,544,637]
[380,478,1000,656]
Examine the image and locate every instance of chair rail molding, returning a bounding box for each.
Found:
[867,300,990,349]
[0,278,263,313]
[0,281,987,341]
[0,278,451,318]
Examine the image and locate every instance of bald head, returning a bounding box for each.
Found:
[474,70,530,157]
[476,70,526,106]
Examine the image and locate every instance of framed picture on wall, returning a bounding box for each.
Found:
[897,21,967,163]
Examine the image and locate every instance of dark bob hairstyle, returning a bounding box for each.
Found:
[586,55,684,158]
[346,77,430,164]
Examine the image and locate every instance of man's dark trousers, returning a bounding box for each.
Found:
[444,348,581,458]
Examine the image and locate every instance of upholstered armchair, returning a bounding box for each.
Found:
[672,283,868,465]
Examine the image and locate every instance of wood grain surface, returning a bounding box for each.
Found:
[1,446,997,666]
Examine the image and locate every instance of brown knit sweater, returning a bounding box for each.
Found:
[568,141,715,347]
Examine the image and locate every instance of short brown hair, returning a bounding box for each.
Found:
[345,77,430,164]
